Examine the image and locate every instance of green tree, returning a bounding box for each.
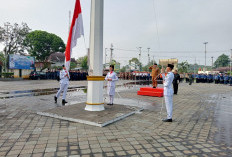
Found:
[0,22,30,56]
[24,30,65,61]
[129,58,141,70]
[70,62,77,70]
[214,54,230,68]
[77,56,88,70]
[0,52,6,72]
[178,61,189,73]
[120,66,126,72]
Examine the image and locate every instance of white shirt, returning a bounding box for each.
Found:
[60,69,70,84]
[162,72,174,96]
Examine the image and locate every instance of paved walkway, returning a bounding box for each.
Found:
[0,80,231,156]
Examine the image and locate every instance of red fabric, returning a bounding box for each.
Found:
[65,0,82,62]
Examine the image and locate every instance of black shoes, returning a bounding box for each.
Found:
[162,119,172,122]
[153,86,156,88]
[107,103,113,106]
[62,99,68,106]
[54,96,57,103]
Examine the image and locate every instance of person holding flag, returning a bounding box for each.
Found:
[54,65,70,105]
[65,0,84,71]
[54,0,84,105]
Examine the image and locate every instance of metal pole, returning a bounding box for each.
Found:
[230,49,232,76]
[147,48,150,65]
[4,22,11,72]
[211,57,214,70]
[105,48,107,68]
[203,42,208,71]
[69,10,71,33]
[139,47,142,71]
[110,44,113,63]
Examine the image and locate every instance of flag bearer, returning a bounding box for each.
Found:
[162,64,174,122]
[54,65,70,105]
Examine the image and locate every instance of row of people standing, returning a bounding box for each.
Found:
[45,69,87,81]
[195,73,232,85]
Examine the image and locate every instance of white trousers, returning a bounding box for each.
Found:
[56,83,69,100]
[109,95,114,104]
[164,95,173,119]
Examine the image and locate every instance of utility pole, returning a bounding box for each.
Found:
[211,56,214,70]
[230,49,232,76]
[4,22,11,72]
[105,48,107,68]
[203,42,208,71]
[194,57,196,74]
[110,44,113,63]
[152,56,155,65]
[138,47,142,71]
[147,48,150,65]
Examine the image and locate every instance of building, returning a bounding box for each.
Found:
[159,59,178,70]
[47,52,76,68]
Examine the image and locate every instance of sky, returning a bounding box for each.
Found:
[0,0,232,66]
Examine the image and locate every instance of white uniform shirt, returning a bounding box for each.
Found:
[60,69,70,84]
[105,72,118,95]
[162,72,174,96]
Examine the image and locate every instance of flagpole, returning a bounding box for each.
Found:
[85,0,105,111]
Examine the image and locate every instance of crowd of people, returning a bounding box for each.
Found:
[119,71,232,85]
[45,69,88,81]
[184,73,232,85]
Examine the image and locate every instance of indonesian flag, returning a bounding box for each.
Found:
[65,0,84,71]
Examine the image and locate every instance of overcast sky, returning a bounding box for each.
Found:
[0,0,232,66]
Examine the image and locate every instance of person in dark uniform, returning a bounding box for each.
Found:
[229,76,232,86]
[220,74,224,84]
[173,70,180,95]
[189,73,193,85]
[224,74,229,84]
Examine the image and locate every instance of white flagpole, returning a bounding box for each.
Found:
[85,0,105,111]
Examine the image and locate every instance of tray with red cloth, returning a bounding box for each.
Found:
[137,87,164,97]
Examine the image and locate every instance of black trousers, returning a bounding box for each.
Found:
[173,83,178,94]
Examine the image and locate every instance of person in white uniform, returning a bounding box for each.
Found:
[105,65,118,105]
[162,64,174,122]
[54,65,70,105]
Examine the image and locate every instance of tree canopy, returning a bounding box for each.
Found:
[24,30,65,61]
[214,54,230,68]
[77,56,88,70]
[178,61,189,73]
[0,22,30,56]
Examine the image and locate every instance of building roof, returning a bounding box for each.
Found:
[47,52,76,63]
[214,67,230,72]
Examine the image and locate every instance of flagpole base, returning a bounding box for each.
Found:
[85,78,105,111]
[85,104,105,111]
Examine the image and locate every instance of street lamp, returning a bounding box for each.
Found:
[203,42,208,71]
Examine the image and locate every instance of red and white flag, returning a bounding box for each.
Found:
[65,0,84,71]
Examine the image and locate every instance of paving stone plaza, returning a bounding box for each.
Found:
[0,80,231,157]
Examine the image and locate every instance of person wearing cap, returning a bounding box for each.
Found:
[162,64,174,122]
[149,63,161,88]
[105,65,118,105]
[54,65,70,105]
